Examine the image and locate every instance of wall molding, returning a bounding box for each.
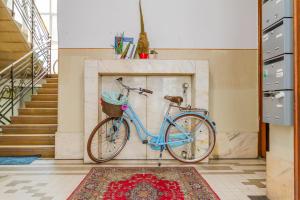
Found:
[58,48,258,51]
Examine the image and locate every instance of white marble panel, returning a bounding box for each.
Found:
[146,76,192,159]
[212,132,258,158]
[266,125,294,200]
[267,155,294,200]
[101,76,147,159]
[84,61,99,163]
[55,132,83,159]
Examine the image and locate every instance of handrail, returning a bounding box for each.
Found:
[52,59,58,74]
[0,40,52,125]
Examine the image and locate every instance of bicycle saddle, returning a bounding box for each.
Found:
[164,96,183,105]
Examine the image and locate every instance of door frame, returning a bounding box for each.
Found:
[294,0,300,198]
[258,0,267,158]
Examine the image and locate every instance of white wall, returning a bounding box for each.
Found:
[58,0,258,49]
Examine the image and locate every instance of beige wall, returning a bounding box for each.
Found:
[56,48,258,159]
[267,125,294,200]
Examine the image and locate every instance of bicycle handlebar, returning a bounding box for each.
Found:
[116,77,153,95]
[140,88,153,94]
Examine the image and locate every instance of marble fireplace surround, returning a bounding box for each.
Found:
[84,60,209,163]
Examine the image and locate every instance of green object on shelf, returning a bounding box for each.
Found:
[114,33,124,54]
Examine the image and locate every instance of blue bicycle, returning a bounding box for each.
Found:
[87,77,216,163]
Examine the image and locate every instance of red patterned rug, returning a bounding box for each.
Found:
[67,167,220,200]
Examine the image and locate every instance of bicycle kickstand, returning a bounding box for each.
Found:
[158,146,164,167]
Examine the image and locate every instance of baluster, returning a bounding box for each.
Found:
[49,37,51,74]
[31,0,34,48]
[31,52,34,94]
[11,0,15,17]
[10,65,14,116]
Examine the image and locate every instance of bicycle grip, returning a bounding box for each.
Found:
[141,88,153,94]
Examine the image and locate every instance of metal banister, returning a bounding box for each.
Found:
[0,0,53,125]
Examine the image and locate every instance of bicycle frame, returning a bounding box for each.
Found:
[120,103,214,149]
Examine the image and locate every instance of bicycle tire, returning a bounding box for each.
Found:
[87,117,129,163]
[165,113,216,163]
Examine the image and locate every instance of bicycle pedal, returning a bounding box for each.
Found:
[142,140,148,144]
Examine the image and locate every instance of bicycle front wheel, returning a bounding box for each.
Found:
[165,114,216,163]
[87,117,129,163]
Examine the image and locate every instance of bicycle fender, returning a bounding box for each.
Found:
[172,111,217,131]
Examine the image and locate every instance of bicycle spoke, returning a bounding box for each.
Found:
[166,114,215,163]
[87,117,129,163]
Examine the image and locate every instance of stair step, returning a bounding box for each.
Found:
[32,94,58,101]
[11,116,57,124]
[1,124,57,134]
[0,134,54,145]
[42,83,58,88]
[19,108,57,115]
[37,88,58,94]
[46,78,58,83]
[25,101,57,108]
[47,74,58,78]
[0,145,54,158]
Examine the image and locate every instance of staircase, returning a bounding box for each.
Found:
[0,74,58,158]
[0,0,55,158]
[0,0,30,71]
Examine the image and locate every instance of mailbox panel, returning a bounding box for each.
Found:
[263,92,273,123]
[262,0,293,29]
[263,55,294,91]
[263,18,293,60]
[263,91,294,125]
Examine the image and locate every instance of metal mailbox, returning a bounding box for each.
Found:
[262,0,293,30]
[263,18,293,60]
[263,90,294,125]
[263,55,294,91]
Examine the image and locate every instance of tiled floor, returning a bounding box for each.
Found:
[0,159,267,200]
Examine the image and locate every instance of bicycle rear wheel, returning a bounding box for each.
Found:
[87,117,129,163]
[165,114,216,163]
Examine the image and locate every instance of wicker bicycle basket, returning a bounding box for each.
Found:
[101,100,124,117]
[101,91,127,117]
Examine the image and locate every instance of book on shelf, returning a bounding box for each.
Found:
[131,44,137,59]
[126,44,136,59]
[114,34,138,59]
[122,37,134,52]
[121,42,131,59]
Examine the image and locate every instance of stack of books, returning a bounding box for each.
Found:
[114,34,137,59]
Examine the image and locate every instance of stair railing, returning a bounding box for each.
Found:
[0,40,51,125]
[0,0,52,125]
[4,0,50,50]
